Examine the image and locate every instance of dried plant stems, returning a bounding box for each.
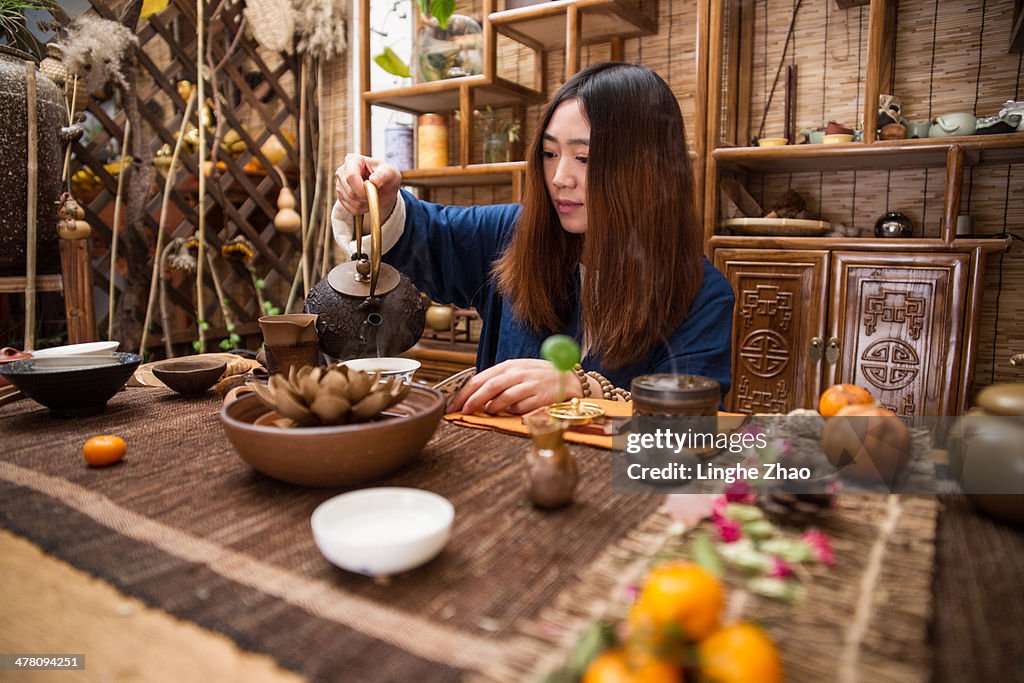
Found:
[140,93,197,358]
[107,119,131,341]
[195,0,207,353]
[307,58,327,282]
[320,62,336,279]
[158,239,177,358]
[204,249,238,350]
[24,61,38,351]
[299,55,310,295]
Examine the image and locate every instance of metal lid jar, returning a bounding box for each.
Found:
[630,374,720,417]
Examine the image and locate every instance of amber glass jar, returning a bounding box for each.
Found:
[630,374,720,417]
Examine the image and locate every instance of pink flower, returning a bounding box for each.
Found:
[802,529,836,566]
[714,514,743,543]
[664,494,722,528]
[769,557,793,578]
[724,479,757,504]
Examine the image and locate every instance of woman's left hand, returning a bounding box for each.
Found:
[448,359,584,415]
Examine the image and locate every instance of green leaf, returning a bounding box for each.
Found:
[540,334,581,372]
[566,620,617,673]
[192,340,202,352]
[199,320,211,331]
[429,0,456,29]
[373,47,410,78]
[219,338,232,350]
[692,531,724,576]
[255,278,266,289]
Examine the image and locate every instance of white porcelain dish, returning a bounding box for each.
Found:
[32,341,119,358]
[340,357,421,383]
[311,487,454,576]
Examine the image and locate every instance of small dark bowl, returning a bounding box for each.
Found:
[0,352,141,417]
[152,359,227,395]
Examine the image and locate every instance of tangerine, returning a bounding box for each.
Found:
[82,435,127,467]
[582,650,681,683]
[697,622,782,683]
[627,561,723,644]
[818,383,875,417]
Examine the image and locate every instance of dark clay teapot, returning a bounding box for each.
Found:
[304,181,425,361]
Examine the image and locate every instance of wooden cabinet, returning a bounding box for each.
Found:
[716,247,970,417]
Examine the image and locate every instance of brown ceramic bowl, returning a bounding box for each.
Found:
[219,387,445,487]
[152,359,227,395]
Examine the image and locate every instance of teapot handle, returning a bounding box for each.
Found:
[936,116,958,133]
[351,180,383,297]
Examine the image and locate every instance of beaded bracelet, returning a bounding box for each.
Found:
[571,363,591,398]
[572,364,631,402]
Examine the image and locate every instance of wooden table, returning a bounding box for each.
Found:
[1,388,1022,682]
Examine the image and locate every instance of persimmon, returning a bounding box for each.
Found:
[820,403,911,482]
[582,650,681,683]
[818,383,875,417]
[82,435,127,467]
[627,562,723,645]
[697,622,782,683]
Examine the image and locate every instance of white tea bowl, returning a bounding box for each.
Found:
[31,341,119,357]
[340,357,421,383]
[311,487,454,576]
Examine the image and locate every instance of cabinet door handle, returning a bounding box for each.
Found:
[826,336,841,366]
[809,337,823,365]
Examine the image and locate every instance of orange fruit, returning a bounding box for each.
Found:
[82,435,127,467]
[627,562,723,645]
[582,650,681,683]
[818,383,875,417]
[697,622,782,683]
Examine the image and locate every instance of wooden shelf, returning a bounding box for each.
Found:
[713,134,1024,173]
[708,235,1012,253]
[402,162,526,188]
[364,75,544,116]
[489,0,657,50]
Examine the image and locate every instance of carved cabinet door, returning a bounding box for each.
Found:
[714,249,829,414]
[827,252,969,417]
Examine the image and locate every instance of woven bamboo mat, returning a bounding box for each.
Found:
[0,389,940,681]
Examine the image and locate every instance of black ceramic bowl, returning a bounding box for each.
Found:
[0,352,141,417]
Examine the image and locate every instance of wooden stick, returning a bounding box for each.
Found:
[196,0,207,353]
[320,58,338,280]
[107,120,131,341]
[140,93,198,358]
[158,239,177,359]
[61,74,77,183]
[299,54,310,296]
[24,61,38,351]
[308,58,327,282]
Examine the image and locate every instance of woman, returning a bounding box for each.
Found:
[334,62,734,415]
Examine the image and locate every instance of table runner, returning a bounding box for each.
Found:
[0,389,938,681]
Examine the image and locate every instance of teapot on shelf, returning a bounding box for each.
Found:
[304,181,425,361]
[930,112,977,138]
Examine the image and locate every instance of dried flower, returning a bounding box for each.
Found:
[293,0,348,60]
[221,236,255,263]
[768,557,793,579]
[165,237,198,273]
[713,512,743,543]
[801,529,836,566]
[60,15,138,95]
[724,480,757,504]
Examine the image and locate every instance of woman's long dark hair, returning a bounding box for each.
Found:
[493,62,704,368]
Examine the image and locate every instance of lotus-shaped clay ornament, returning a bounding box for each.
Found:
[250,365,410,427]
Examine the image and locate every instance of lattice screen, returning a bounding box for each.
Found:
[70,0,321,356]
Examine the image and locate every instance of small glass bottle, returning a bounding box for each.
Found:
[417,113,449,168]
[524,414,578,509]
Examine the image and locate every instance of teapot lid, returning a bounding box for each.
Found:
[327,260,401,296]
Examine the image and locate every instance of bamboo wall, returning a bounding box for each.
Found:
[344,0,1021,389]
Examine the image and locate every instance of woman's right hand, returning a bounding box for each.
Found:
[334,153,403,222]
